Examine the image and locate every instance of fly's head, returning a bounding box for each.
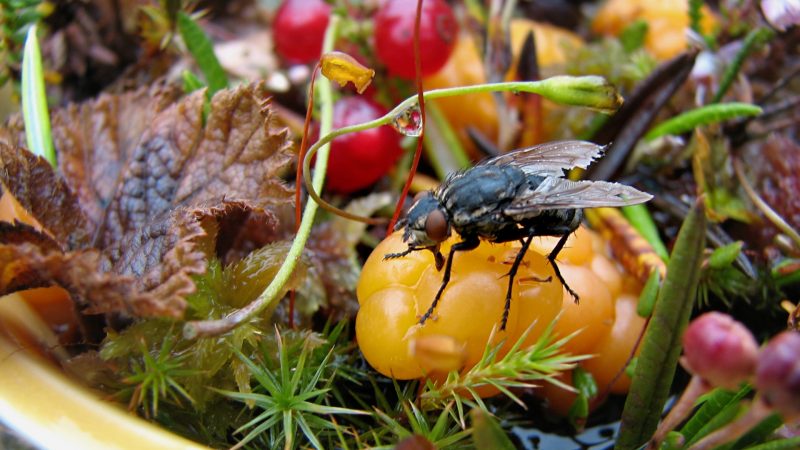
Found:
[400,191,451,248]
[386,191,450,270]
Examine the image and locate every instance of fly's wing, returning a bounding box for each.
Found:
[504,177,653,216]
[479,140,605,178]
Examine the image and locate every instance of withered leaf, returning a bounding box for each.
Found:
[1,83,182,229]
[0,83,294,319]
[97,83,293,252]
[0,221,61,253]
[0,143,92,250]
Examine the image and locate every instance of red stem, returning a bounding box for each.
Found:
[387,0,427,234]
[290,61,322,329]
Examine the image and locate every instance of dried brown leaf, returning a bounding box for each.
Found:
[0,83,294,319]
[0,221,61,253]
[0,143,91,249]
[0,84,182,229]
[96,83,293,252]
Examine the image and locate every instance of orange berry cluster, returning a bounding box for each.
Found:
[356,225,647,412]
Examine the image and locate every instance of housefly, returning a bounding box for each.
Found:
[385,140,652,330]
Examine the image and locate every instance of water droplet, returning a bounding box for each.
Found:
[391,104,423,137]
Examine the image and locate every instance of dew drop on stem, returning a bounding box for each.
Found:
[391,104,423,137]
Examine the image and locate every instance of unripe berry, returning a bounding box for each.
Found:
[681,312,759,390]
[756,331,800,419]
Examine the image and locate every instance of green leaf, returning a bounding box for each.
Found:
[637,269,661,318]
[182,69,206,94]
[712,28,774,103]
[684,396,747,447]
[680,387,737,443]
[471,409,516,450]
[176,12,228,95]
[644,103,763,141]
[21,24,55,167]
[573,367,598,399]
[615,197,707,450]
[620,20,648,53]
[622,204,670,261]
[709,242,744,270]
[567,394,590,430]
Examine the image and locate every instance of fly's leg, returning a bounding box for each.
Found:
[419,237,480,325]
[548,233,580,303]
[384,246,416,260]
[501,230,537,331]
[385,246,444,270]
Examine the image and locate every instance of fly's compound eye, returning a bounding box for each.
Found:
[424,209,449,242]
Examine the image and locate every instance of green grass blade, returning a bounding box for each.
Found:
[176,12,228,95]
[615,197,707,450]
[21,24,55,167]
[423,101,471,179]
[622,204,670,261]
[712,28,773,104]
[295,414,325,450]
[684,399,747,447]
[644,103,762,142]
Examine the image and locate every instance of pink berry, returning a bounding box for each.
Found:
[756,331,800,419]
[273,0,331,64]
[373,0,458,80]
[681,312,759,390]
[325,97,403,193]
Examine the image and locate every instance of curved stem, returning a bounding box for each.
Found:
[187,74,621,337]
[183,15,341,339]
[734,157,800,249]
[303,76,617,223]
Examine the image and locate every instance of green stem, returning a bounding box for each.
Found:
[183,15,341,339]
[304,75,622,223]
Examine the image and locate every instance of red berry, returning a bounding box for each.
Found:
[273,0,331,64]
[325,97,403,193]
[681,312,759,390]
[373,0,458,80]
[756,331,800,419]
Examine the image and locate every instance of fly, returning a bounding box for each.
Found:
[385,140,653,330]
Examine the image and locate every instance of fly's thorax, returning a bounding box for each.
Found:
[439,165,528,214]
[401,191,452,248]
